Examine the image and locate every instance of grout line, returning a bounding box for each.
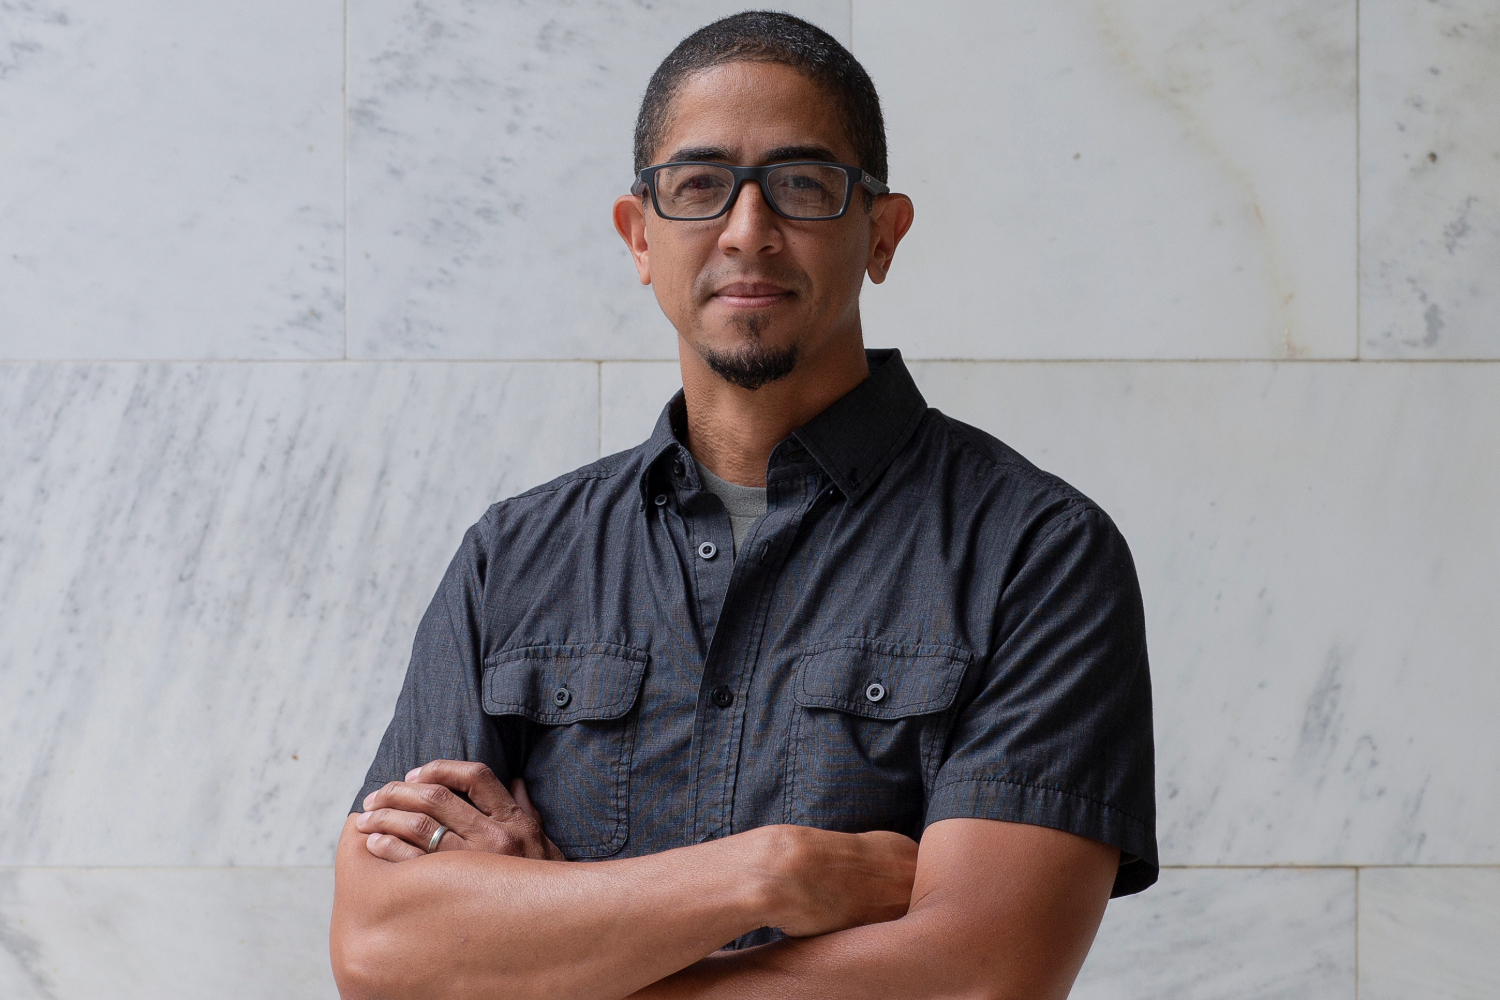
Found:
[4,357,1500,366]
[1354,0,1362,363]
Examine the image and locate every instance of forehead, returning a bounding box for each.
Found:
[655,60,856,164]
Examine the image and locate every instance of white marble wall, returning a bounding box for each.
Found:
[2,0,1496,995]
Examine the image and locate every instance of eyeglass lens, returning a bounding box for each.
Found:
[653,164,850,219]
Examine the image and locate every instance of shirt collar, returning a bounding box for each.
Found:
[639,348,928,504]
[790,348,927,501]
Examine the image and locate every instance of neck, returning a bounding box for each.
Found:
[679,330,870,487]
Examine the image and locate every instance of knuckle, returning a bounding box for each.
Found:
[418,785,450,809]
[491,830,522,856]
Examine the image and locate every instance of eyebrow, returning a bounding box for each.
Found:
[663,143,842,165]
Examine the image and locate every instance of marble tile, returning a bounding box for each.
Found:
[599,361,683,456]
[1074,867,1355,999]
[1359,0,1500,359]
[0,2,345,360]
[910,361,1500,865]
[347,1,850,360]
[855,1,1358,359]
[0,362,598,865]
[0,867,336,999]
[1359,867,1500,1000]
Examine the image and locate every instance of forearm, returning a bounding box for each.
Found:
[632,906,997,1000]
[331,815,774,1000]
[632,820,1118,1000]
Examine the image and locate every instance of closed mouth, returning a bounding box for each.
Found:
[712,281,793,308]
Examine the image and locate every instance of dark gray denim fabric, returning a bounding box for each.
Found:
[355,349,1158,914]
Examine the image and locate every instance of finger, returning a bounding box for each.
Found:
[407,760,518,817]
[509,779,566,861]
[365,831,426,863]
[362,780,487,839]
[356,807,466,853]
[509,777,544,825]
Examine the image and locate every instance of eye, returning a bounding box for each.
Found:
[781,174,828,192]
[673,171,730,194]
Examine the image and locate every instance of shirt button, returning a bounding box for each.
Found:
[552,686,572,708]
[697,541,718,560]
[864,682,887,704]
[711,685,734,708]
[654,494,668,506]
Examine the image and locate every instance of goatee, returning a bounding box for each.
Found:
[700,341,799,391]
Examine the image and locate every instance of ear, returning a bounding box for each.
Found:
[865,193,915,285]
[613,193,652,286]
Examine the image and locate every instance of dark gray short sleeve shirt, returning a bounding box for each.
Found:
[356,349,1157,900]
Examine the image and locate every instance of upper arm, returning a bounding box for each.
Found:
[930,506,1158,896]
[352,522,515,814]
[906,817,1118,1000]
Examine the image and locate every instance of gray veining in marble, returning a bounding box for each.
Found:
[1359,867,1500,1000]
[856,0,1358,359]
[0,362,598,865]
[0,867,336,999]
[1360,0,1500,358]
[347,0,850,361]
[0,1,346,360]
[1074,867,1356,999]
[909,361,1500,865]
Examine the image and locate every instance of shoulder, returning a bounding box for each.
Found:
[462,444,647,552]
[912,408,1122,548]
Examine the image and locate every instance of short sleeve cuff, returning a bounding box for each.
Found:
[926,773,1159,897]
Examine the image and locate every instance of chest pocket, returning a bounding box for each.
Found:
[482,642,647,859]
[787,640,970,839]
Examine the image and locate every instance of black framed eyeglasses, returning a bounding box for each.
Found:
[631,161,890,221]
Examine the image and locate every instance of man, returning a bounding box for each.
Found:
[331,12,1156,1000]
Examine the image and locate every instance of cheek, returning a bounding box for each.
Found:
[645,226,705,298]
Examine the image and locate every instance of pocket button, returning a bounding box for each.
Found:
[864,682,887,704]
[552,686,572,708]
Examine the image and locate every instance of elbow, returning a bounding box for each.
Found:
[330,916,393,1000]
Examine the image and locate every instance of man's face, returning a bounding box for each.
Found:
[616,61,901,389]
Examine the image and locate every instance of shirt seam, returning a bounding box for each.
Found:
[1028,502,1101,553]
[932,414,1098,512]
[930,773,1153,829]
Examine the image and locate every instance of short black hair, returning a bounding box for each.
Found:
[633,11,888,183]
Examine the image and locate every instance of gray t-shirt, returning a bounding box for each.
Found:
[694,459,766,556]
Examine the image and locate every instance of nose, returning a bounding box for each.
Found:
[717,178,783,256]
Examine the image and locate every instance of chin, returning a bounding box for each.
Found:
[695,334,800,392]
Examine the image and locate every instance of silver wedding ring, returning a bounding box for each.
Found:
[425,824,448,854]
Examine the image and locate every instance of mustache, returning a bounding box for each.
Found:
[693,262,807,301]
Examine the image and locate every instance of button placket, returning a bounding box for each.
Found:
[687,470,824,845]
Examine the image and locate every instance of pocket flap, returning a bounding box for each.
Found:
[794,640,971,719]
[483,642,648,723]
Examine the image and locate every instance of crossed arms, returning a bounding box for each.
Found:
[330,760,1118,1000]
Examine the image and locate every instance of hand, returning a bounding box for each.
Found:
[356,759,566,863]
[754,825,919,937]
